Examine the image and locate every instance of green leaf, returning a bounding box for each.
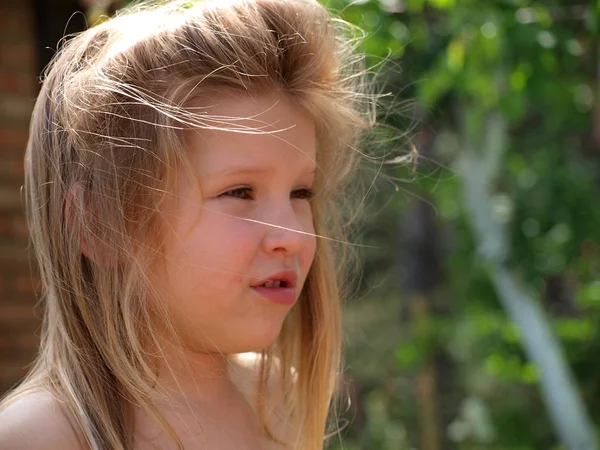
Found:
[578,281,600,307]
[447,37,465,72]
[428,0,456,10]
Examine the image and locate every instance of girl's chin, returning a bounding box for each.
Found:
[225,328,284,354]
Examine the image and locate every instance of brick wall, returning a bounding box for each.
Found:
[0,0,40,395]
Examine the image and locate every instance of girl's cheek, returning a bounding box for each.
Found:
[235,274,246,287]
[212,217,260,259]
[307,239,317,266]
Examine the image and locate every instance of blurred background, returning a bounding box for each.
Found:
[0,0,598,449]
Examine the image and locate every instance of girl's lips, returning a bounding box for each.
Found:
[251,286,296,305]
[254,270,297,289]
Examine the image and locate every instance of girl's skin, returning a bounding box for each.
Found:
[0,94,317,449]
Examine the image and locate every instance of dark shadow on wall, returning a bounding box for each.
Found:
[32,0,86,77]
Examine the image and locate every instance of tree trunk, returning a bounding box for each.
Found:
[401,123,456,450]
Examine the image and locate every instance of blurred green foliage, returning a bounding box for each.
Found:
[320,0,599,449]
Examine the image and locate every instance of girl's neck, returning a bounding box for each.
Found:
[155,342,239,409]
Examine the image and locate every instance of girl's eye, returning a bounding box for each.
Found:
[292,188,314,201]
[219,187,254,200]
[218,187,314,201]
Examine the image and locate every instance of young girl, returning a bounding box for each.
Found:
[0,0,375,448]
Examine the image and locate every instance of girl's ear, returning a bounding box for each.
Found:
[64,184,119,268]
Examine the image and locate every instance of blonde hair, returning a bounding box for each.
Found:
[1,0,375,448]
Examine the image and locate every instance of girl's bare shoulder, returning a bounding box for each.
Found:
[0,390,84,450]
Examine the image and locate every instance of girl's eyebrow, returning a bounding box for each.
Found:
[207,165,317,179]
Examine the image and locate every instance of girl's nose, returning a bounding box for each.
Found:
[259,205,309,256]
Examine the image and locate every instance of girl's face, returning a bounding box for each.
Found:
[157,94,317,354]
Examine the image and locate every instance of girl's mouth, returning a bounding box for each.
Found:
[251,270,297,305]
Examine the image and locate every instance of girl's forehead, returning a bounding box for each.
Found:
[184,93,317,172]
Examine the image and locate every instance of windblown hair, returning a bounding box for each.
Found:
[1,0,375,448]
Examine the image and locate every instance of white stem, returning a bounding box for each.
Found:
[456,107,597,450]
